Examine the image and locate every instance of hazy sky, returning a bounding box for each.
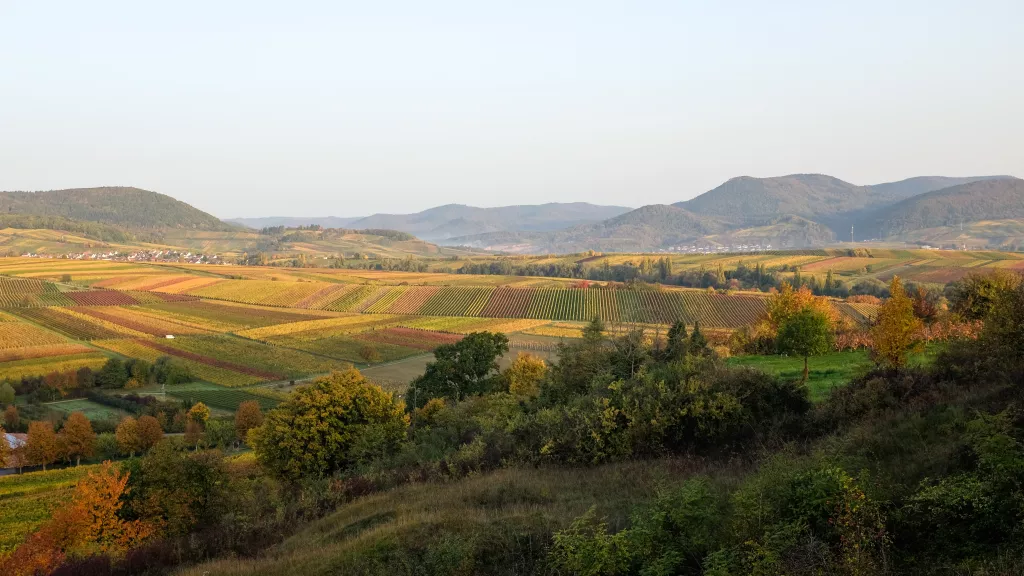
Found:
[1,1,1021,218]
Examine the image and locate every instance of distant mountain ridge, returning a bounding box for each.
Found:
[226,216,363,229]
[229,202,632,241]
[0,187,233,231]
[449,174,1020,252]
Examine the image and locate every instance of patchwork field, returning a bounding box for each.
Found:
[0,254,992,421]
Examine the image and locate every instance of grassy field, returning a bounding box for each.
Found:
[44,398,129,421]
[0,465,96,554]
[727,344,942,402]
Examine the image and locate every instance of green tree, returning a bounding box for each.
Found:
[949,269,1022,320]
[96,358,129,388]
[871,276,922,370]
[777,308,834,383]
[250,369,408,481]
[665,320,688,361]
[204,419,236,449]
[404,332,509,408]
[0,382,14,405]
[689,320,708,355]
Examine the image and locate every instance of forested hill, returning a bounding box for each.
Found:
[673,174,1014,223]
[232,203,633,241]
[0,187,234,230]
[869,177,1024,237]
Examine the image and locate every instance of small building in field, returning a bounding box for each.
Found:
[2,432,27,469]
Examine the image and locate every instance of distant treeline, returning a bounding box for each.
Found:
[0,214,133,243]
[452,256,895,297]
[259,225,415,242]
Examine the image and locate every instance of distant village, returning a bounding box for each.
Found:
[18,250,226,264]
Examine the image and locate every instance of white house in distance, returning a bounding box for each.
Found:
[2,432,27,470]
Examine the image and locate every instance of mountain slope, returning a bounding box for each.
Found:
[675,174,864,221]
[227,216,363,229]
[674,174,1014,224]
[448,204,729,253]
[869,178,1024,237]
[345,203,632,240]
[0,187,233,230]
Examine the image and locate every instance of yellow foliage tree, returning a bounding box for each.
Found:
[871,276,922,370]
[115,416,143,457]
[753,282,838,345]
[187,402,210,424]
[505,353,547,398]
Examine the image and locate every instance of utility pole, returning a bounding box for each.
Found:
[850,226,854,244]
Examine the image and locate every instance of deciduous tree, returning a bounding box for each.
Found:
[871,276,922,370]
[404,332,509,408]
[4,404,20,430]
[0,424,9,468]
[234,400,263,443]
[250,368,408,481]
[137,415,164,451]
[184,419,204,450]
[60,412,96,466]
[0,381,15,405]
[26,420,59,471]
[777,308,834,383]
[505,353,547,398]
[115,416,143,457]
[187,401,210,424]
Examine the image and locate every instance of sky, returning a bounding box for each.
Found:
[1,1,1022,219]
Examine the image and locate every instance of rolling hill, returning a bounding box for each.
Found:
[225,216,364,229]
[231,203,633,241]
[867,178,1024,238]
[0,187,234,231]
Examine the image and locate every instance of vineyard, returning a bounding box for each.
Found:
[0,465,97,554]
[0,352,109,381]
[0,322,69,349]
[165,386,280,411]
[10,307,135,340]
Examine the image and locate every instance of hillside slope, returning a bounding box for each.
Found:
[0,187,233,230]
[448,204,729,252]
[869,178,1024,237]
[341,203,632,241]
[226,216,363,229]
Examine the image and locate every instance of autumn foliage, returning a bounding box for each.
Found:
[871,276,922,369]
[0,462,156,576]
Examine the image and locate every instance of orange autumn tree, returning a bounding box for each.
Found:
[1,462,157,576]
